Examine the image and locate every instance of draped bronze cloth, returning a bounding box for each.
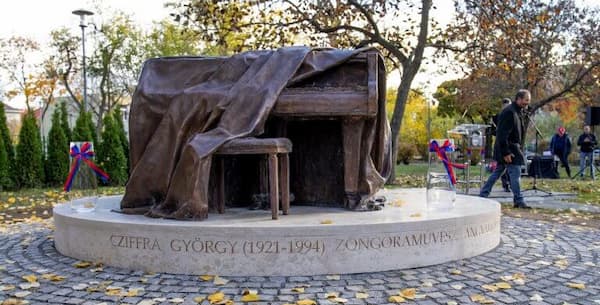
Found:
[120,47,391,220]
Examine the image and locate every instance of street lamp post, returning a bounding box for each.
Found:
[72,9,94,112]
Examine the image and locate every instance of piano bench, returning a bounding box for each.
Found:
[215,137,292,219]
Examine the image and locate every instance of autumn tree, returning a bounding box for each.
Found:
[439,0,600,117]
[168,0,295,55]
[0,36,41,110]
[171,0,438,182]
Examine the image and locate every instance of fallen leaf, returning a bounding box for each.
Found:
[213,275,229,285]
[326,275,340,280]
[447,302,458,305]
[242,289,258,295]
[296,300,316,305]
[208,292,225,304]
[421,281,433,287]
[449,269,462,275]
[495,282,511,289]
[399,288,416,299]
[240,293,260,302]
[566,282,586,289]
[409,213,421,218]
[1,298,27,305]
[193,296,205,303]
[73,261,92,268]
[320,219,333,224]
[388,296,406,303]
[21,275,37,283]
[291,287,305,293]
[482,284,499,292]
[325,292,339,298]
[450,284,463,290]
[355,292,369,299]
[199,275,214,281]
[169,298,185,303]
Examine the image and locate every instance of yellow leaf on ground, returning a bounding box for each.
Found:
[22,274,37,283]
[296,300,316,305]
[242,289,258,295]
[73,261,92,268]
[326,275,341,280]
[447,302,458,305]
[470,294,486,302]
[482,284,498,292]
[355,292,369,299]
[449,269,462,275]
[399,288,416,299]
[213,275,229,285]
[193,296,205,303]
[105,289,122,296]
[495,282,511,289]
[320,219,333,224]
[325,292,339,298]
[388,295,406,303]
[169,298,185,303]
[199,275,214,281]
[208,292,225,304]
[391,199,404,207]
[7,197,16,204]
[2,298,27,305]
[241,293,260,302]
[125,288,142,297]
[409,213,421,218]
[291,287,305,293]
[567,282,586,289]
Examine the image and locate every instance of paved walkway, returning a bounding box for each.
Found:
[463,186,600,213]
[0,218,598,305]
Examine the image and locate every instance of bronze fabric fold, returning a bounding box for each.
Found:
[121,47,390,220]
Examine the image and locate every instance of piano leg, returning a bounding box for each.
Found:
[342,117,364,209]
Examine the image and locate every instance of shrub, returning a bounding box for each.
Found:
[397,142,417,165]
[45,108,69,186]
[16,111,44,188]
[98,114,127,186]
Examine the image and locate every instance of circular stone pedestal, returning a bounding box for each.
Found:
[54,188,500,276]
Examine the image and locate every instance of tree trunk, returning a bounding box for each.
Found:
[386,0,431,184]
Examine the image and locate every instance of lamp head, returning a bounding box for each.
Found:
[72,9,94,27]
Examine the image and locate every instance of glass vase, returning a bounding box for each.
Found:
[68,141,98,213]
[426,139,457,211]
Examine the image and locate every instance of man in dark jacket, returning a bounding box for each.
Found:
[480,89,531,208]
[576,125,597,178]
[550,126,572,177]
[491,98,513,191]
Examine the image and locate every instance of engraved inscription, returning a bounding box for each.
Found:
[110,235,161,251]
[107,219,498,256]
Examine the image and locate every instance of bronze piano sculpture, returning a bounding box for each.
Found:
[120,47,392,220]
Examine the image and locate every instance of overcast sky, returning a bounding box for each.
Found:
[1,0,599,108]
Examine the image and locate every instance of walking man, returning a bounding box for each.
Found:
[480,89,531,209]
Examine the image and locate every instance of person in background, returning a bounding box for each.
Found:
[491,98,513,191]
[550,126,572,178]
[480,90,531,209]
[576,125,597,178]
